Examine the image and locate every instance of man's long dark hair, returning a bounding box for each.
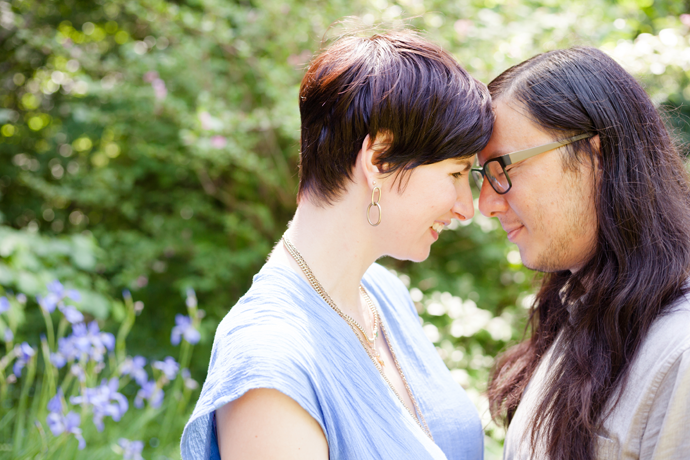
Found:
[486,47,690,460]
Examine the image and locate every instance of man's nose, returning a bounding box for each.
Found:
[477,179,508,217]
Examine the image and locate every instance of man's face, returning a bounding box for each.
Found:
[477,99,598,273]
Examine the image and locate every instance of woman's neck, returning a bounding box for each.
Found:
[270,194,379,314]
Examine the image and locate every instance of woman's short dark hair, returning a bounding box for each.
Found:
[298,29,493,205]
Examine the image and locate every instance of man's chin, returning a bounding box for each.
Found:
[520,250,567,273]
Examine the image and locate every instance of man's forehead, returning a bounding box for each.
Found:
[478,139,515,164]
[479,102,554,164]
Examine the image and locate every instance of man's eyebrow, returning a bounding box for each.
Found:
[479,149,511,165]
[487,149,512,158]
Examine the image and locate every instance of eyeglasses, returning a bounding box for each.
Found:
[471,133,594,194]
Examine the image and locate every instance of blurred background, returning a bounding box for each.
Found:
[0,0,688,458]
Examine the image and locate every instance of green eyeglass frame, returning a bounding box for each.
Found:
[471,133,594,194]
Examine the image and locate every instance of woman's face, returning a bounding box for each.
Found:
[376,157,475,262]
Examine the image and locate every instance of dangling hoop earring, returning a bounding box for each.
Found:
[367,183,382,226]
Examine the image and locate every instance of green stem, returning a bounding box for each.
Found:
[41,309,55,352]
[179,340,192,371]
[13,352,37,456]
[108,351,118,380]
[160,340,194,443]
[38,337,57,419]
[0,408,15,451]
[115,297,136,364]
[56,317,68,342]
[40,430,68,460]
[0,348,15,446]
[59,370,75,400]
[176,382,194,416]
[34,418,48,458]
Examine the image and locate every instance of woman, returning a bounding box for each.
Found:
[482,47,690,459]
[180,30,493,460]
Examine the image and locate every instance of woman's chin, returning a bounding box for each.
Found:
[388,247,432,263]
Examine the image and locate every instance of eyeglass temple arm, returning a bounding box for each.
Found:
[502,133,594,166]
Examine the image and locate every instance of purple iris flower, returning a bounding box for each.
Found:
[55,336,77,362]
[170,314,200,346]
[37,294,58,313]
[182,368,199,390]
[71,363,86,382]
[50,352,67,368]
[70,323,92,353]
[59,305,84,324]
[13,342,35,377]
[46,388,85,449]
[118,438,144,460]
[70,378,128,431]
[186,288,197,308]
[47,280,64,296]
[38,281,82,313]
[51,320,115,367]
[121,356,148,386]
[88,321,115,352]
[48,387,65,413]
[153,356,179,381]
[72,321,115,362]
[0,296,9,313]
[135,380,164,409]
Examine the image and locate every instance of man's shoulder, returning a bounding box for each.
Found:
[636,292,690,367]
[655,291,690,335]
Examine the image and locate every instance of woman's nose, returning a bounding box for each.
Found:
[452,180,475,221]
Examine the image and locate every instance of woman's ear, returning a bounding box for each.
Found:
[357,131,392,186]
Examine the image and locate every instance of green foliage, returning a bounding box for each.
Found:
[1,0,689,458]
[0,285,202,460]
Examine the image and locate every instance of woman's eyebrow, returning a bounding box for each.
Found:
[454,158,474,170]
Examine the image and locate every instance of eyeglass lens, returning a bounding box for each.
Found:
[486,161,510,193]
[473,162,511,194]
[471,170,484,189]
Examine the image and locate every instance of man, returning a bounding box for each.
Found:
[473,47,690,460]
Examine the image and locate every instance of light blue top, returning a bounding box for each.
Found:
[181,262,483,460]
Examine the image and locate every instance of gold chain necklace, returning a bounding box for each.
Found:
[282,236,382,363]
[281,236,434,441]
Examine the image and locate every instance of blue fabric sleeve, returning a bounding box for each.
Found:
[180,298,327,460]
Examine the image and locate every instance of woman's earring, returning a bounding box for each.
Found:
[367,182,382,226]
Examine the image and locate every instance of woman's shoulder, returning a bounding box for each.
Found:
[207,263,334,371]
[238,262,310,303]
[222,263,318,327]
